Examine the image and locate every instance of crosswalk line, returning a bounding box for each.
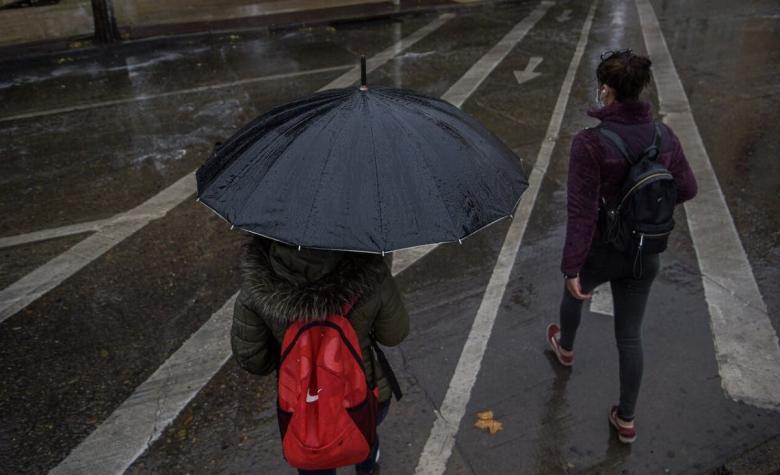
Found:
[636,0,780,410]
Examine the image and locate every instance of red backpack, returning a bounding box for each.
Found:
[277,303,378,470]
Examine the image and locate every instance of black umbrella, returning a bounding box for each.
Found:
[197,58,527,254]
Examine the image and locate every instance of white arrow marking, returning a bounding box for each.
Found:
[513,56,544,85]
[557,9,572,22]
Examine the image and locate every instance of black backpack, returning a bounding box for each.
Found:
[597,122,677,274]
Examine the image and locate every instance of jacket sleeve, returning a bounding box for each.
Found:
[663,126,698,203]
[561,132,602,276]
[372,270,409,347]
[231,290,279,376]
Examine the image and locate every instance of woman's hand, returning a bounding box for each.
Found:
[566,276,593,300]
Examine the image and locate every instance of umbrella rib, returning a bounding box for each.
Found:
[386,91,512,229]
[367,106,385,252]
[376,97,460,239]
[230,106,334,226]
[300,99,355,246]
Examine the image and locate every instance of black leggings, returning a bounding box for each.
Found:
[559,244,660,421]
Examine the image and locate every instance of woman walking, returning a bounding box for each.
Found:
[232,237,408,474]
[546,50,697,443]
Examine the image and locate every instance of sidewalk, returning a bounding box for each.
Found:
[0,0,473,49]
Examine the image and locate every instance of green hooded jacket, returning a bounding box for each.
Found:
[231,238,409,402]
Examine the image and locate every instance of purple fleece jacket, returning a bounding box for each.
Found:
[561,100,698,276]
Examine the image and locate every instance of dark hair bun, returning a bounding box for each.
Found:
[597,52,652,101]
[626,55,652,74]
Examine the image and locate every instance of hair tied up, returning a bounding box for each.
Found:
[596,51,653,102]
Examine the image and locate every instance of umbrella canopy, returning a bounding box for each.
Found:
[196,83,527,254]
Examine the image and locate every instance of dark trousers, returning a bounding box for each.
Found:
[559,244,660,421]
[298,400,391,475]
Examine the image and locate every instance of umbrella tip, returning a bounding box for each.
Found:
[360,55,367,91]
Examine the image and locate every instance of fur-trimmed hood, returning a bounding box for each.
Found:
[240,238,384,324]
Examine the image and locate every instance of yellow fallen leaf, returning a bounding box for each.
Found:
[474,410,504,435]
[487,419,504,434]
[474,419,492,430]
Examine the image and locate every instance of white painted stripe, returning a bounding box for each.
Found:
[414,3,598,473]
[0,65,351,124]
[0,173,195,324]
[392,0,554,275]
[392,243,439,275]
[46,17,455,474]
[323,13,455,90]
[636,0,780,410]
[590,283,614,316]
[0,219,109,249]
[49,295,237,475]
[441,1,553,107]
[0,14,453,325]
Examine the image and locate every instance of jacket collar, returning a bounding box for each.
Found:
[587,100,653,124]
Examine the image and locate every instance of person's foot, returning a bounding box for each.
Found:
[608,406,637,444]
[546,323,574,367]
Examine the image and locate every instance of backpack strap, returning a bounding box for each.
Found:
[642,121,663,161]
[345,296,403,401]
[371,338,403,401]
[598,121,664,165]
[598,125,637,165]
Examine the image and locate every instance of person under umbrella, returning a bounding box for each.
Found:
[198,58,527,474]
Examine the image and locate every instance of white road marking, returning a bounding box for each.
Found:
[513,56,544,85]
[392,0,554,275]
[414,3,598,473]
[636,0,780,410]
[0,65,351,124]
[45,16,455,474]
[325,13,455,90]
[0,14,454,325]
[441,1,553,108]
[0,173,195,324]
[589,283,614,316]
[556,9,572,22]
[49,295,237,475]
[392,243,439,275]
[0,218,109,249]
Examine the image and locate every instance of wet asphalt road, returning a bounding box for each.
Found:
[1,1,779,474]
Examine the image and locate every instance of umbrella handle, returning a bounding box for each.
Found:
[360,56,367,91]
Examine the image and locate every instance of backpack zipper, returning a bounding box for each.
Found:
[618,171,673,210]
[632,230,672,239]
